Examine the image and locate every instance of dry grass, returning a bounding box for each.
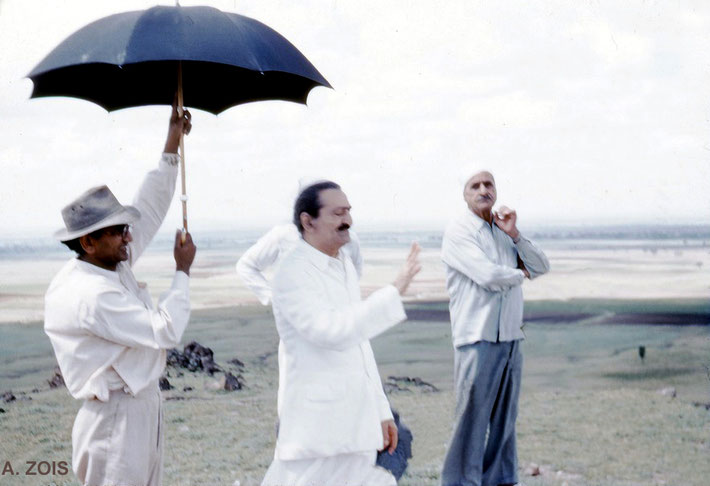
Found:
[1,302,709,485]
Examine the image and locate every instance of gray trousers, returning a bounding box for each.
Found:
[441,340,522,486]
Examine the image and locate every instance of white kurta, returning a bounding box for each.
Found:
[262,239,404,486]
[236,223,363,305]
[262,451,396,486]
[441,210,550,347]
[45,153,190,401]
[44,154,188,486]
[236,223,365,422]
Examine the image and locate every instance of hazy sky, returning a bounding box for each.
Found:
[1,0,708,236]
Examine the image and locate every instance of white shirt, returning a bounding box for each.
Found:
[236,223,363,305]
[44,154,190,402]
[236,225,364,432]
[441,210,550,347]
[271,240,405,460]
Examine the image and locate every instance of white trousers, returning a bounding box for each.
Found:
[72,384,163,486]
[262,451,396,486]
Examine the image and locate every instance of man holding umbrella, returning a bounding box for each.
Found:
[44,104,194,486]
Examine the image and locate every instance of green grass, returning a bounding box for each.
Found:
[1,301,709,485]
[522,298,710,316]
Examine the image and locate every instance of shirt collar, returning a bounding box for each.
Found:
[297,239,344,271]
[73,257,122,282]
[463,208,489,231]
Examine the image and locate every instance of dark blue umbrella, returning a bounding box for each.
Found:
[28,5,331,232]
[28,5,331,114]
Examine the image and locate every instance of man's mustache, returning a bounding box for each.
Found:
[337,223,351,231]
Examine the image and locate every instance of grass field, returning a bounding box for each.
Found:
[1,300,709,485]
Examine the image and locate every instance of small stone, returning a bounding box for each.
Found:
[228,358,245,368]
[658,387,677,398]
[221,372,244,391]
[206,380,222,391]
[48,367,65,388]
[183,386,193,392]
[384,376,439,393]
[524,462,541,476]
[159,376,173,391]
[1,391,16,403]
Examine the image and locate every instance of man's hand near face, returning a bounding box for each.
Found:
[494,205,520,241]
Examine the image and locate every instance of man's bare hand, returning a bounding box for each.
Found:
[164,96,192,154]
[379,419,398,455]
[174,230,196,275]
[494,205,520,240]
[393,242,422,296]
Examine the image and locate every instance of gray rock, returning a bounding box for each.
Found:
[159,376,173,391]
[658,386,676,398]
[48,367,65,388]
[167,341,224,375]
[221,372,244,391]
[524,462,541,476]
[227,357,245,369]
[386,376,439,393]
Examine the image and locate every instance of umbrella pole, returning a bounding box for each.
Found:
[177,61,188,241]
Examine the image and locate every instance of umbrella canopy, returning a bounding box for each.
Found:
[28,5,331,233]
[28,5,331,114]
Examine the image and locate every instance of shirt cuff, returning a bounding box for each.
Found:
[360,284,407,341]
[379,400,394,422]
[379,284,407,324]
[173,270,190,288]
[161,152,180,167]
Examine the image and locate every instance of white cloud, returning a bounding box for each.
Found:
[1,0,709,235]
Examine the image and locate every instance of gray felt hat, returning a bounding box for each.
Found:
[54,185,141,241]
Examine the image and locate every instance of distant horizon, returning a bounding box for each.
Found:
[3,220,709,243]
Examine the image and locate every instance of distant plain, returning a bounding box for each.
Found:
[1,231,709,485]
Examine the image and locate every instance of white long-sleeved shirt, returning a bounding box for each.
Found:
[271,240,404,459]
[235,223,363,305]
[441,209,550,347]
[44,153,190,402]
